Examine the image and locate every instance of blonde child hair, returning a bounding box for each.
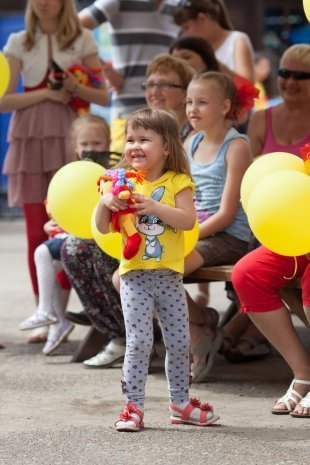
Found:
[190,70,254,121]
[69,114,111,158]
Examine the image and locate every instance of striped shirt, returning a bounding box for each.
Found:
[82,0,179,119]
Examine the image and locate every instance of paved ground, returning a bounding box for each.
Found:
[0,219,309,465]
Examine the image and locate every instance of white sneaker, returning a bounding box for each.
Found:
[83,338,126,368]
[42,320,75,355]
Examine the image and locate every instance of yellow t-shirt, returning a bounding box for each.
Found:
[119,170,194,276]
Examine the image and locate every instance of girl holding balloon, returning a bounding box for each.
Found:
[18,114,119,356]
[96,108,219,431]
[0,0,108,308]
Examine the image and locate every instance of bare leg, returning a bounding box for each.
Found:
[249,307,310,413]
[112,268,120,293]
[194,282,210,307]
[222,312,250,349]
[304,305,310,326]
[183,250,221,375]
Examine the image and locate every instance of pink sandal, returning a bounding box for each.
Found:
[169,397,219,426]
[115,403,144,432]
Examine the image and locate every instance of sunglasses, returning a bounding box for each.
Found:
[278,68,310,81]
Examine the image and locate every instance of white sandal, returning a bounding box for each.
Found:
[272,379,310,415]
[290,392,310,418]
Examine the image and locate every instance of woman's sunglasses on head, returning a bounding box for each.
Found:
[278,69,310,80]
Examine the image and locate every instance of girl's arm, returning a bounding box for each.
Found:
[95,194,113,234]
[247,109,266,158]
[131,187,196,231]
[63,54,109,107]
[199,138,252,239]
[233,35,255,82]
[95,190,129,234]
[0,55,73,112]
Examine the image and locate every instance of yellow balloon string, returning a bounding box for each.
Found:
[283,256,298,280]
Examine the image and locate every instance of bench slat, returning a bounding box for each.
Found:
[185,265,301,289]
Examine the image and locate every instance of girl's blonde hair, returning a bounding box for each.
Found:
[280,44,310,68]
[70,114,111,155]
[120,108,192,178]
[24,0,82,51]
[174,0,233,31]
[190,71,246,121]
[146,53,195,89]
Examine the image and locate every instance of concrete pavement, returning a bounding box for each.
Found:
[0,219,309,465]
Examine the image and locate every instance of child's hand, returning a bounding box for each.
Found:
[62,72,78,93]
[45,87,72,104]
[130,194,158,216]
[101,192,128,212]
[44,219,61,236]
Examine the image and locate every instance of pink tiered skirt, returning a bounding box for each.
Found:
[3,100,76,207]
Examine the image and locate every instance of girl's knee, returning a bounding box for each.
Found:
[34,243,50,261]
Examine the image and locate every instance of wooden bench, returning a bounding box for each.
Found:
[71,264,305,363]
[184,264,306,326]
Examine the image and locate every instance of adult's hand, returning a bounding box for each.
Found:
[101,60,125,94]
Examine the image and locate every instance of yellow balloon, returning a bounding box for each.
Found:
[0,52,10,98]
[247,170,310,256]
[241,152,307,213]
[91,206,122,259]
[184,220,199,256]
[47,161,104,238]
[303,0,310,21]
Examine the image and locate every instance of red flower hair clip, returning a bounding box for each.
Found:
[233,75,260,119]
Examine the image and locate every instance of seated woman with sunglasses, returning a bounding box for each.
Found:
[247,44,310,158]
[237,44,310,360]
[229,44,310,416]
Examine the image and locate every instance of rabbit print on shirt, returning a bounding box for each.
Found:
[137,186,166,262]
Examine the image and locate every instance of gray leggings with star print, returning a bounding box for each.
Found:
[120,269,190,409]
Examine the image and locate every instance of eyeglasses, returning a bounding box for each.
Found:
[141,81,184,91]
[278,69,310,81]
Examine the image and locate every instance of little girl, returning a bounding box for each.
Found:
[184,71,254,382]
[96,108,219,431]
[19,114,113,355]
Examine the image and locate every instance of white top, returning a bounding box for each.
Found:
[215,30,250,72]
[4,28,98,87]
